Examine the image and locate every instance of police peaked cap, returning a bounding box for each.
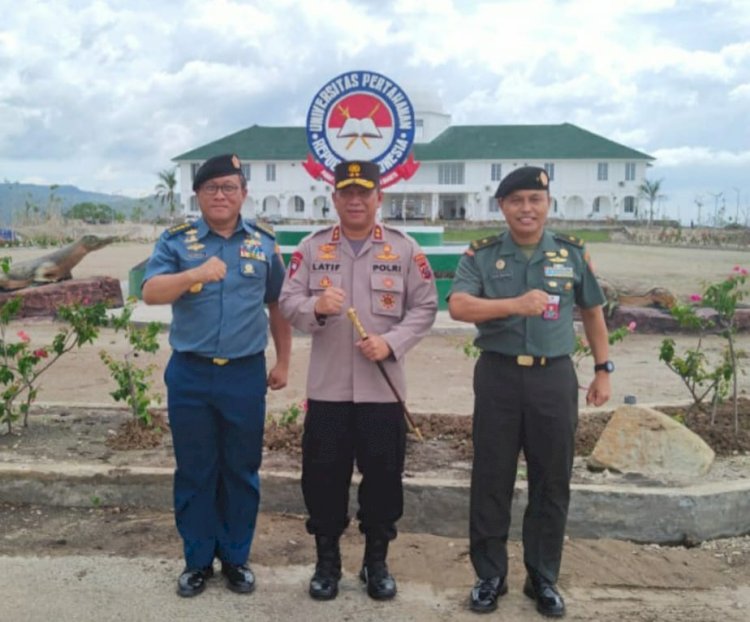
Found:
[334,160,380,190]
[494,166,550,199]
[192,154,244,191]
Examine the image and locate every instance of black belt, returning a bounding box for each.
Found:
[177,351,260,366]
[487,352,567,367]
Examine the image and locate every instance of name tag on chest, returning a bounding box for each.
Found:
[544,265,574,279]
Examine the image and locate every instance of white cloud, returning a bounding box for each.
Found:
[653,147,750,167]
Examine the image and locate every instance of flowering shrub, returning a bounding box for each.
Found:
[279,400,307,427]
[0,292,108,434]
[99,299,162,427]
[659,266,747,432]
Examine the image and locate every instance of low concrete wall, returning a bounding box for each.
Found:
[2,463,748,544]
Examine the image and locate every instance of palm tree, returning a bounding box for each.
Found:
[638,178,663,226]
[155,167,178,222]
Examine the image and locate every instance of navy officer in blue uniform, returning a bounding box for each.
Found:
[449,167,611,618]
[142,154,291,598]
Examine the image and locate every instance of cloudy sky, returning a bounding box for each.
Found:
[1,0,749,223]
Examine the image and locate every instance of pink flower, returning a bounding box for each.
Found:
[733,265,741,272]
[627,321,637,332]
[301,399,308,412]
[742,269,748,276]
[689,294,702,302]
[16,330,30,343]
[33,348,48,359]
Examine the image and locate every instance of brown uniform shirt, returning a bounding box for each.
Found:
[279,223,438,403]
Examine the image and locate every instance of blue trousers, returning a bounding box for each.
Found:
[165,351,267,570]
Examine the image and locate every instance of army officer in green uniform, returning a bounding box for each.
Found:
[448,166,612,618]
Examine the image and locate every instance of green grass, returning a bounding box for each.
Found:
[442,227,611,244]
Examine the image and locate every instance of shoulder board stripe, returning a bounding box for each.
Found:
[554,233,584,248]
[470,235,500,251]
[165,222,191,238]
[253,222,276,239]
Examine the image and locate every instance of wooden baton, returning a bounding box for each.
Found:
[347,307,424,441]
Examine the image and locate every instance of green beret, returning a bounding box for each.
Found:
[494,166,550,199]
[334,160,380,190]
[193,154,243,191]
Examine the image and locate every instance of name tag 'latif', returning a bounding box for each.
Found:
[544,265,574,279]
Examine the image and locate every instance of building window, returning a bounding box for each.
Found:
[241,164,251,181]
[266,163,276,182]
[597,163,608,181]
[625,162,636,181]
[593,197,601,213]
[191,163,201,181]
[490,163,502,181]
[415,118,424,140]
[544,163,555,181]
[624,196,635,213]
[294,196,304,213]
[189,196,200,212]
[438,163,465,185]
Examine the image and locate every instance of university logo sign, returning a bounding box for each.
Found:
[303,70,420,189]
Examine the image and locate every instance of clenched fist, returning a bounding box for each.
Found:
[514,289,549,316]
[314,286,346,316]
[191,256,227,284]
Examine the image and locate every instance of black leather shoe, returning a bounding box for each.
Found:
[523,575,566,618]
[359,562,397,600]
[221,561,256,594]
[177,565,214,598]
[469,576,507,613]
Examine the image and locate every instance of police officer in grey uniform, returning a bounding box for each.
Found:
[449,166,612,618]
[279,160,437,602]
[142,154,291,598]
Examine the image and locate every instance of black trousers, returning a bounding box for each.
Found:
[302,400,406,541]
[470,352,578,584]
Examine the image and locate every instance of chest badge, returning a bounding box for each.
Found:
[243,263,255,275]
[318,244,337,260]
[376,244,399,261]
[382,277,395,289]
[495,259,506,270]
[380,293,396,310]
[319,276,332,288]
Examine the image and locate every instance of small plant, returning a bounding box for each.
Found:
[573,321,636,369]
[462,339,482,359]
[0,258,109,434]
[658,266,747,433]
[278,400,306,427]
[99,299,162,427]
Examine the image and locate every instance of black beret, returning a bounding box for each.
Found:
[494,166,550,199]
[193,154,243,191]
[334,160,380,190]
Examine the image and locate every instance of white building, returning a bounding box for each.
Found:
[174,95,654,223]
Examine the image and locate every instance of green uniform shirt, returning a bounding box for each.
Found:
[450,230,605,357]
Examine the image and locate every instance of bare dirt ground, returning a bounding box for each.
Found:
[2,239,750,620]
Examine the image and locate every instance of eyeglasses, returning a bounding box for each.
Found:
[201,183,241,195]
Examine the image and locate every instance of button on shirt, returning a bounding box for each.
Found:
[143,218,285,358]
[279,224,438,402]
[450,230,605,357]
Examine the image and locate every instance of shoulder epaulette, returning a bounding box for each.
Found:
[470,235,500,251]
[165,222,191,238]
[381,223,407,238]
[251,221,276,239]
[554,233,584,248]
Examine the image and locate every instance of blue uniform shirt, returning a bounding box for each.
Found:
[144,218,284,358]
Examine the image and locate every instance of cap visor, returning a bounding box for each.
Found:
[336,178,375,190]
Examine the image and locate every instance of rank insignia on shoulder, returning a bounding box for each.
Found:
[470,235,499,251]
[554,233,584,248]
[254,222,276,239]
[166,222,191,238]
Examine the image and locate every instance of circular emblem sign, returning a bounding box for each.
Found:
[303,70,420,189]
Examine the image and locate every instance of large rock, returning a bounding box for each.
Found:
[0,276,123,318]
[588,405,715,477]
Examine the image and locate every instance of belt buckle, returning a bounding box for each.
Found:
[516,355,534,367]
[212,357,229,366]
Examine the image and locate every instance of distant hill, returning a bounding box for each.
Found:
[0,182,179,225]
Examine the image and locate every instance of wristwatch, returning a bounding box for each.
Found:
[594,360,615,373]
